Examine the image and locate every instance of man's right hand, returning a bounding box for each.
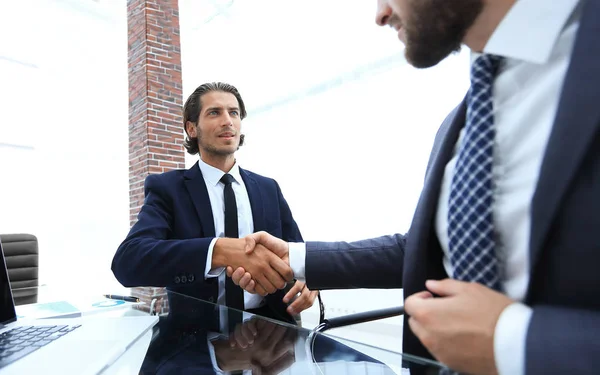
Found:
[226,231,292,294]
[213,236,292,296]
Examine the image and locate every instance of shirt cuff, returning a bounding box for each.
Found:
[288,242,306,280]
[494,302,533,375]
[206,333,226,373]
[205,238,225,279]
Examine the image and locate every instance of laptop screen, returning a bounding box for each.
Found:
[0,240,17,325]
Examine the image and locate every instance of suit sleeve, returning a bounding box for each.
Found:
[304,234,405,290]
[525,306,600,374]
[111,174,214,288]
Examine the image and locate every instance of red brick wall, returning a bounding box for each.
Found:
[127,0,184,314]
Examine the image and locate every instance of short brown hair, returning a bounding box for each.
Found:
[182,82,247,155]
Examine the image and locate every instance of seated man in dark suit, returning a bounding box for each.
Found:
[111,82,318,324]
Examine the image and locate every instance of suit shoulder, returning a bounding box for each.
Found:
[241,168,277,185]
[144,169,187,190]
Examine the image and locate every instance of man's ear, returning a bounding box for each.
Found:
[185,121,197,137]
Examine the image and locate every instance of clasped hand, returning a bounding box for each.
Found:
[405,279,514,375]
[225,231,319,315]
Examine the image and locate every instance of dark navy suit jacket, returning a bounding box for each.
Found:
[112,161,303,324]
[304,1,600,373]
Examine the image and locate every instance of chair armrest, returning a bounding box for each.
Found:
[314,306,404,333]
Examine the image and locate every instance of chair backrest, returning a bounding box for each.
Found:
[0,233,39,305]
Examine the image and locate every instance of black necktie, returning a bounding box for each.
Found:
[220,174,244,331]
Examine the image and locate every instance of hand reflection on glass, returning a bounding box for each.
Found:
[214,318,296,374]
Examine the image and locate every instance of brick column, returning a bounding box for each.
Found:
[127,0,184,314]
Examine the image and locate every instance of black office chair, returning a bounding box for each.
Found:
[0,233,39,305]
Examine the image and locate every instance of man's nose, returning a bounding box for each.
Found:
[221,113,233,126]
[375,1,392,27]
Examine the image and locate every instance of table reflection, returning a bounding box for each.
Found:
[139,292,399,374]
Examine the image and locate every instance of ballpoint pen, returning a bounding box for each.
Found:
[103,294,140,303]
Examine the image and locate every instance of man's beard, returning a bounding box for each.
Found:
[403,0,483,68]
[198,133,238,157]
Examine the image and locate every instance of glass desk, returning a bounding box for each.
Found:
[8,286,451,375]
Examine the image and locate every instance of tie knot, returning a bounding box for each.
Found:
[471,54,503,84]
[220,173,236,185]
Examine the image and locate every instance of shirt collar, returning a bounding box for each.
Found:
[197,158,242,187]
[476,0,580,64]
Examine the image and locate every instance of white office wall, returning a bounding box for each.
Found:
[0,0,129,291]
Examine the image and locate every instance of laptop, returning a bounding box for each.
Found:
[0,239,158,374]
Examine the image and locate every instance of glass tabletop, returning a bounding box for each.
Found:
[9,285,452,374]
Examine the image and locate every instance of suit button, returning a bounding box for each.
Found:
[181,275,188,283]
[174,276,181,284]
[208,297,214,303]
[188,274,195,282]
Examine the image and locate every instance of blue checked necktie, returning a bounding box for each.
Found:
[447,54,503,291]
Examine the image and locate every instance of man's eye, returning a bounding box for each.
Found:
[209,110,218,115]
[230,110,239,116]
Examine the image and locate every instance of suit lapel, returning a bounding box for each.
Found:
[402,101,466,359]
[239,169,293,322]
[529,0,600,279]
[184,162,216,237]
[414,101,466,244]
[404,101,466,288]
[240,168,266,232]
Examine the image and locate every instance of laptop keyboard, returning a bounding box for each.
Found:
[0,324,81,368]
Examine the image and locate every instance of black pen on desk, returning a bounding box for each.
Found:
[104,294,140,303]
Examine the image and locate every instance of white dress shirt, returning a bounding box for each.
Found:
[290,1,581,374]
[200,158,264,310]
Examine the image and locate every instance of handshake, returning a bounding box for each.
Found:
[214,231,317,315]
